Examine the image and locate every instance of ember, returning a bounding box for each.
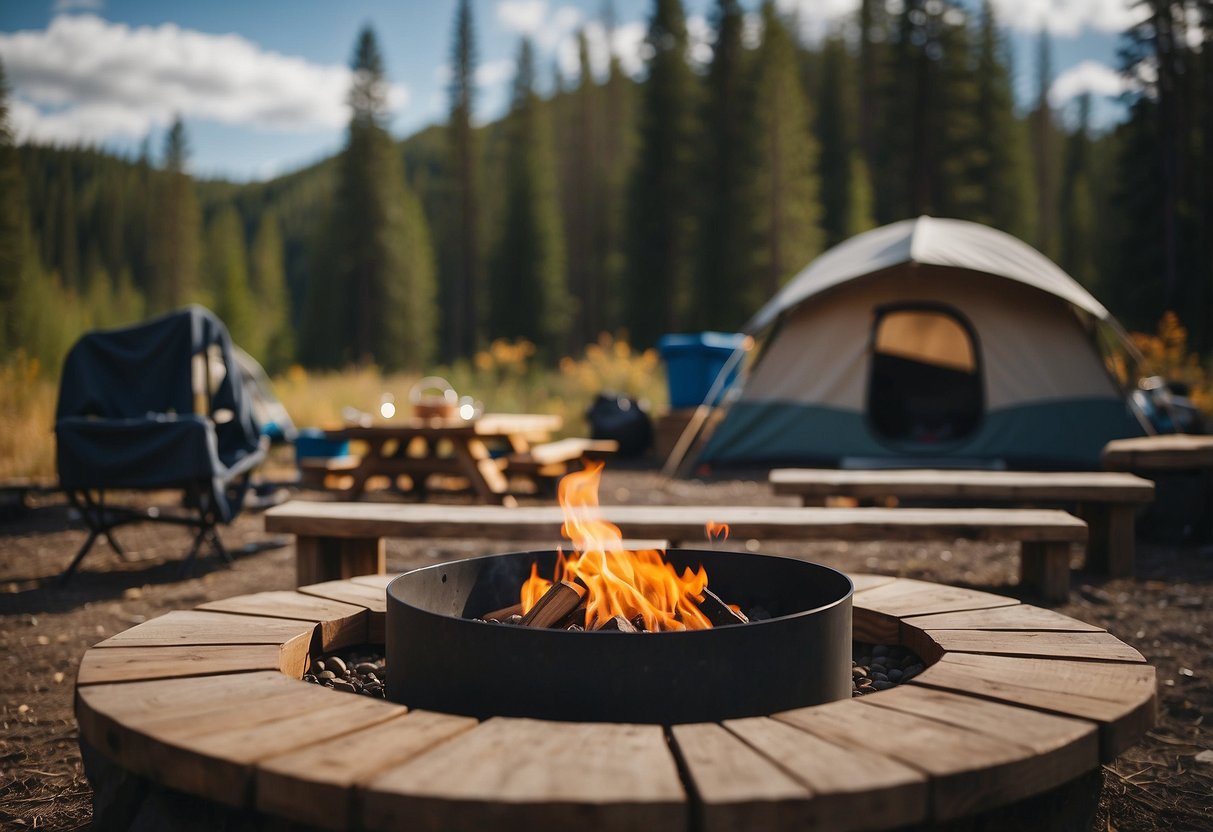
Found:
[498,463,740,632]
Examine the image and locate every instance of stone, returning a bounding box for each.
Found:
[327,656,348,675]
[355,662,378,675]
[318,670,336,680]
[872,680,894,691]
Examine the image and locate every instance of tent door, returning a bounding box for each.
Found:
[867,303,984,445]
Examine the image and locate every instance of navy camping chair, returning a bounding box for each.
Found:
[54,306,267,582]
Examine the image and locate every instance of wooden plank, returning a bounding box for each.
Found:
[1102,434,1213,470]
[77,644,298,686]
[846,573,899,593]
[297,579,387,641]
[198,591,368,650]
[723,716,928,830]
[296,536,386,586]
[257,710,477,832]
[93,610,317,654]
[909,653,1157,759]
[670,722,812,832]
[852,578,1020,619]
[908,629,1145,663]
[350,573,403,590]
[772,468,1155,503]
[266,502,1089,543]
[858,686,1099,790]
[900,604,1105,632]
[76,671,305,802]
[1019,540,1073,602]
[361,717,686,832]
[774,699,1060,821]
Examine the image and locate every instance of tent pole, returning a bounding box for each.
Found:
[661,336,754,478]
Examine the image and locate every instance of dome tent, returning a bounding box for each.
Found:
[698,217,1145,470]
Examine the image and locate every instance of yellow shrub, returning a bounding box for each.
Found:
[1129,312,1213,415]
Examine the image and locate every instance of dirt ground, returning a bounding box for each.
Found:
[1,468,1210,830]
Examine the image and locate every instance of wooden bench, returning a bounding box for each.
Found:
[503,438,618,490]
[74,574,1155,831]
[266,501,1089,601]
[1103,435,1213,540]
[771,469,1154,579]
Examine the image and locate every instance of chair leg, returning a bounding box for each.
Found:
[59,530,100,586]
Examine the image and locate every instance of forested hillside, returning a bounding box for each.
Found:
[2,0,1210,376]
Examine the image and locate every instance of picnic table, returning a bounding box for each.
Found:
[770,468,1155,579]
[324,413,563,505]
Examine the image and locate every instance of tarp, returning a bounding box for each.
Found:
[55,306,264,521]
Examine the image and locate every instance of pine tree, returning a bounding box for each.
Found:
[696,0,753,330]
[625,0,700,345]
[566,30,603,344]
[0,58,29,353]
[1028,31,1060,259]
[303,26,437,369]
[817,34,875,246]
[1059,94,1097,288]
[446,0,481,360]
[488,39,570,354]
[203,204,255,349]
[598,0,637,333]
[970,1,1032,238]
[746,1,822,310]
[148,117,201,311]
[250,210,293,371]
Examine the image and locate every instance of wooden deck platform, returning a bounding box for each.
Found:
[75,574,1155,831]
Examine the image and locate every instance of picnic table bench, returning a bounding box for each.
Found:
[771,468,1155,579]
[74,573,1155,831]
[266,501,1089,601]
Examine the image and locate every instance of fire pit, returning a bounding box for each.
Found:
[385,548,852,723]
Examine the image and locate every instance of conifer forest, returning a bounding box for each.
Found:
[2,0,1211,374]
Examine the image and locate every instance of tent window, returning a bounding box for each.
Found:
[868,305,983,444]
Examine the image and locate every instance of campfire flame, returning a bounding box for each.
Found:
[519,462,715,631]
[706,521,730,543]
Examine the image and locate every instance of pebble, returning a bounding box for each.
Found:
[303,647,389,700]
[851,642,924,697]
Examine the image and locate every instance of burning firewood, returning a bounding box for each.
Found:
[594,615,638,633]
[483,602,523,622]
[520,580,585,628]
[697,588,749,627]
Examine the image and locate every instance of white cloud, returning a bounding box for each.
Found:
[0,14,409,147]
[497,0,548,35]
[989,0,1149,37]
[1050,59,1135,107]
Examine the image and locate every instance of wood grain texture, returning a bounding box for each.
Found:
[77,644,298,686]
[852,578,1020,619]
[360,717,686,832]
[256,710,476,832]
[771,468,1155,503]
[670,722,812,832]
[1020,540,1073,602]
[909,653,1157,759]
[93,610,316,652]
[1102,434,1213,470]
[847,573,899,593]
[775,698,1065,821]
[900,604,1105,632]
[723,716,927,830]
[350,573,402,589]
[907,629,1146,663]
[266,501,1089,543]
[197,591,368,650]
[296,579,387,641]
[296,536,385,586]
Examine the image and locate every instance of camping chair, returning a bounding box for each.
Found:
[54,306,267,582]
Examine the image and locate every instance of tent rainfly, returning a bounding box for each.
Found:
[698,217,1145,470]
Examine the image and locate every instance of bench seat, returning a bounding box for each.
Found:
[266,502,1088,601]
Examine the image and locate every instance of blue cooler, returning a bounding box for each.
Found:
[294,428,350,466]
[657,332,746,409]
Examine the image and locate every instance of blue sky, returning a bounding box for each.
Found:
[0,0,1139,182]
